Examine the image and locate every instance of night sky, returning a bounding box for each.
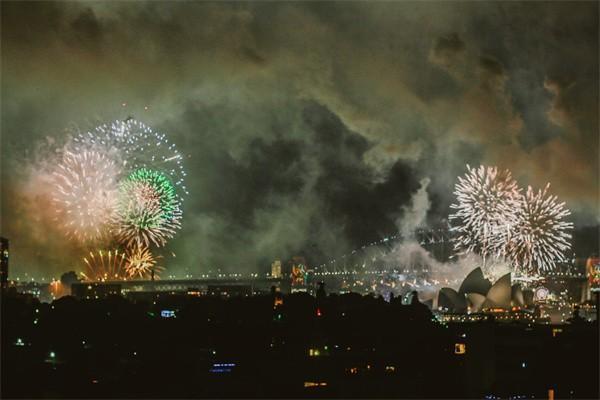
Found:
[1,1,598,277]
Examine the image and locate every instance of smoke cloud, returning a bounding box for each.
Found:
[1,1,597,277]
[397,177,431,238]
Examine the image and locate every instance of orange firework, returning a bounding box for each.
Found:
[125,245,164,279]
[81,249,128,281]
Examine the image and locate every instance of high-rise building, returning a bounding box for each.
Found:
[271,259,282,279]
[1,237,8,288]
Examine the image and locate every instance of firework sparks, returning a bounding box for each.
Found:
[115,168,182,248]
[30,119,185,280]
[73,119,188,197]
[81,249,128,281]
[52,149,119,243]
[125,245,163,279]
[507,184,573,273]
[449,165,521,263]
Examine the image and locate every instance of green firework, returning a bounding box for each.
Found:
[116,168,182,247]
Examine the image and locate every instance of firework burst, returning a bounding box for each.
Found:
[73,119,187,198]
[125,245,163,279]
[449,165,521,263]
[37,119,185,279]
[81,249,128,281]
[507,184,573,273]
[115,168,182,247]
[52,149,119,243]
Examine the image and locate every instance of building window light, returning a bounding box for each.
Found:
[454,343,466,354]
[304,381,327,388]
[308,348,320,357]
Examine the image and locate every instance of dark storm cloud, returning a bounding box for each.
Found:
[163,100,419,271]
[1,1,597,277]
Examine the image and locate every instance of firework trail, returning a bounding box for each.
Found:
[507,184,573,274]
[449,165,521,264]
[51,149,119,243]
[125,245,163,279]
[81,249,128,281]
[115,168,182,248]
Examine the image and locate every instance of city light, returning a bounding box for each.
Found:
[160,310,176,318]
[304,382,327,388]
[454,343,466,355]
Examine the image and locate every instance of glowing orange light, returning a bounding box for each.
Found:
[304,381,327,388]
[454,343,466,354]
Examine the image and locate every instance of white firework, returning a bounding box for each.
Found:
[51,149,119,242]
[449,165,521,264]
[69,119,186,248]
[507,184,573,273]
[73,119,188,199]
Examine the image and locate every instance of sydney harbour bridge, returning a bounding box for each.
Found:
[315,226,453,274]
[69,226,454,299]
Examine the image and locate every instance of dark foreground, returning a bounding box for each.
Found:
[2,290,598,399]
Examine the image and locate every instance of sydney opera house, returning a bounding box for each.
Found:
[436,268,533,314]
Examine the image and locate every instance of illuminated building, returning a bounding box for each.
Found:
[1,237,8,289]
[438,287,468,312]
[210,362,236,373]
[440,313,492,323]
[160,310,176,318]
[100,276,280,297]
[271,259,282,279]
[587,257,600,290]
[274,293,283,307]
[304,381,327,388]
[440,310,536,324]
[207,284,252,297]
[454,343,467,354]
[437,269,535,314]
[459,267,492,297]
[290,256,309,289]
[481,274,512,309]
